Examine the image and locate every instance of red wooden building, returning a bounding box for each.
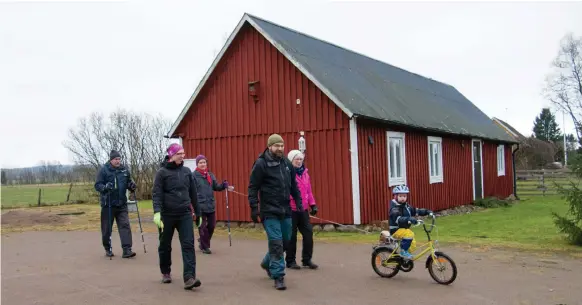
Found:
[168,13,518,225]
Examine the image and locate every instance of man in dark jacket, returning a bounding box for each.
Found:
[152,143,202,290]
[248,134,303,291]
[94,150,137,258]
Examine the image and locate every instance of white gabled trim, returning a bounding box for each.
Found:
[427,136,444,184]
[471,139,484,200]
[349,118,361,225]
[167,13,354,137]
[386,131,407,187]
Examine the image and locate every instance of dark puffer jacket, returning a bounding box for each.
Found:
[388,199,431,234]
[192,170,226,214]
[248,149,303,219]
[152,156,200,217]
[94,162,135,208]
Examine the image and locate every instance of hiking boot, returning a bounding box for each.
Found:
[302,261,319,269]
[260,263,272,278]
[161,274,172,284]
[201,248,212,254]
[122,249,136,258]
[287,262,301,270]
[183,277,202,290]
[274,277,286,290]
[104,249,114,257]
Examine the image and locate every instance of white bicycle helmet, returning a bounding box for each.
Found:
[392,184,410,194]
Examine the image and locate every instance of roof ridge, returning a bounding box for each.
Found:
[244,13,456,90]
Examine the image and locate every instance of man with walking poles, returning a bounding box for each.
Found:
[94,150,137,259]
[248,134,304,291]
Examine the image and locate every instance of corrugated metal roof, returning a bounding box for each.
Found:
[247,14,516,143]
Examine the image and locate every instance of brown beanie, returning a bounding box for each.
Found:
[267,134,284,147]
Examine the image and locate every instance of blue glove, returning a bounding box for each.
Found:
[222,180,228,188]
[409,217,418,225]
[105,182,114,192]
[128,181,137,191]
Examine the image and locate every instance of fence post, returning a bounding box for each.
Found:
[37,188,42,206]
[542,170,546,196]
[66,183,73,202]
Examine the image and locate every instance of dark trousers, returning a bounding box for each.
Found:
[285,211,314,265]
[197,212,216,250]
[158,213,197,282]
[101,205,132,250]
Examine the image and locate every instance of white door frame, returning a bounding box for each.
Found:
[471,139,484,200]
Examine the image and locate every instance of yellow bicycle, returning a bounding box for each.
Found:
[370,215,457,285]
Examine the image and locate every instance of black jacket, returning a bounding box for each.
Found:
[94,162,134,208]
[192,170,226,214]
[248,149,303,219]
[152,156,199,217]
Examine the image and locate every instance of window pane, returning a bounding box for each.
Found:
[395,140,402,178]
[429,143,435,176]
[435,143,440,176]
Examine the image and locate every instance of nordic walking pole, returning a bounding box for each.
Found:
[108,192,113,260]
[226,189,232,246]
[129,191,146,253]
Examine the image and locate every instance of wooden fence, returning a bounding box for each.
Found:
[516,169,579,196]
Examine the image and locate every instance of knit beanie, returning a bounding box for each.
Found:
[195,154,207,164]
[267,134,284,147]
[109,150,121,161]
[287,149,304,162]
[166,143,183,158]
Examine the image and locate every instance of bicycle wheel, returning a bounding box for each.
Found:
[427,252,457,285]
[371,248,400,278]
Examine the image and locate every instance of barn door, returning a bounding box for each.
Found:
[472,140,483,200]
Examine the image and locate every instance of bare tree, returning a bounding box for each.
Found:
[543,32,582,142]
[63,108,172,199]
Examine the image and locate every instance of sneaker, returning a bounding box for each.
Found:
[184,277,202,290]
[161,274,172,284]
[302,261,319,269]
[122,249,136,258]
[274,277,286,290]
[400,250,413,260]
[201,248,212,254]
[104,249,114,257]
[287,262,301,270]
[260,263,272,278]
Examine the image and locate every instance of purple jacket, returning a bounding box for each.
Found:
[289,167,316,211]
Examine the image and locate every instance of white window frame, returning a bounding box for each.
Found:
[427,136,444,184]
[497,144,505,176]
[386,131,407,187]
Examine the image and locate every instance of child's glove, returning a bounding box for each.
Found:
[408,217,418,225]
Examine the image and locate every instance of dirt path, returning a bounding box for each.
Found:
[1,231,581,305]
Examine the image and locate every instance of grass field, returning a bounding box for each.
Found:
[1,183,95,208]
[2,186,580,256]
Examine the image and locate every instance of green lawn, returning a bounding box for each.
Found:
[1,183,95,208]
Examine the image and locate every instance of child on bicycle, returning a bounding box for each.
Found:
[388,184,433,260]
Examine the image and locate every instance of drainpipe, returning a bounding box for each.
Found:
[512,143,520,200]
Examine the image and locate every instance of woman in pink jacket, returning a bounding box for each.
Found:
[285,150,319,270]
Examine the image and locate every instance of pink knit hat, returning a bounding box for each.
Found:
[166,143,184,157]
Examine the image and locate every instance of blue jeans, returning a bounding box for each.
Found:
[261,216,292,279]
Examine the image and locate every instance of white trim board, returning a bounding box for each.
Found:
[167,13,353,138]
[471,139,484,201]
[349,118,361,225]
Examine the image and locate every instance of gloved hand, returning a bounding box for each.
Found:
[128,181,137,191]
[222,180,229,188]
[153,212,164,230]
[250,207,260,223]
[408,217,418,225]
[428,210,434,217]
[105,182,114,191]
[195,215,202,228]
[309,205,318,216]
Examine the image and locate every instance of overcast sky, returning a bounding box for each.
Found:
[1,0,581,169]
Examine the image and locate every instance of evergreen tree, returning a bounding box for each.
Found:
[532,108,562,142]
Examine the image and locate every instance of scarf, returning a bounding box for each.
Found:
[296,165,306,177]
[196,168,212,185]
